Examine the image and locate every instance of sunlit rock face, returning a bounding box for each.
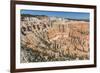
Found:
[20,14,90,63]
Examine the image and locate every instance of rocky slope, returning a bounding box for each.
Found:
[20,14,89,63]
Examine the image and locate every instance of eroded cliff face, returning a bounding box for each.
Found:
[20,14,90,63]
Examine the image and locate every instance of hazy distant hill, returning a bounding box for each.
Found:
[65,18,89,22]
[21,14,89,22]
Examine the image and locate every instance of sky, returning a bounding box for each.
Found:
[21,9,90,20]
